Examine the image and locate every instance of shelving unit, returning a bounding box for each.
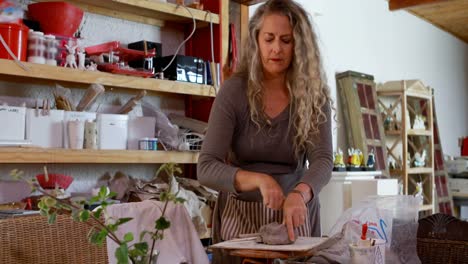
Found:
[0,148,199,164]
[0,0,229,166]
[377,80,435,213]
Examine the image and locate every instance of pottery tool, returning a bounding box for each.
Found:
[116,90,147,114]
[76,84,105,111]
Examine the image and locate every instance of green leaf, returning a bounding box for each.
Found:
[155,216,170,230]
[79,210,90,222]
[89,196,100,205]
[128,242,148,258]
[115,244,129,264]
[174,197,186,204]
[123,232,134,242]
[58,203,72,211]
[115,217,133,226]
[38,199,46,210]
[98,186,109,200]
[39,209,48,217]
[159,192,168,202]
[48,212,57,224]
[93,208,103,219]
[108,191,118,199]
[89,229,108,246]
[71,210,80,222]
[43,197,57,207]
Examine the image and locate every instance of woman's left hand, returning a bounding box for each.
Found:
[282,191,307,241]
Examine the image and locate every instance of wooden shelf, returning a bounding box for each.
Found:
[0,59,216,97]
[385,130,402,136]
[419,204,433,211]
[35,0,220,27]
[0,148,199,164]
[408,129,432,136]
[408,167,434,174]
[452,192,468,199]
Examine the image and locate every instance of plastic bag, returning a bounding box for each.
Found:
[329,197,394,245]
[325,195,421,264]
[141,101,180,150]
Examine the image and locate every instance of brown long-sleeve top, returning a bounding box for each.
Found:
[197,75,333,200]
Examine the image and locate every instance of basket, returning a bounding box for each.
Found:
[180,131,204,151]
[417,213,468,264]
[0,214,108,264]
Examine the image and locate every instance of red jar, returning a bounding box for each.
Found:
[0,23,29,61]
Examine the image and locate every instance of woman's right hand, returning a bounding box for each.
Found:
[235,170,284,210]
[257,174,285,210]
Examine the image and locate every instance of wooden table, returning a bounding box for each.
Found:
[211,237,328,264]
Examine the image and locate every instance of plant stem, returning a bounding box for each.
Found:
[35,184,122,244]
[149,198,171,264]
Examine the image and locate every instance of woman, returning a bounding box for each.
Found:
[197,0,333,260]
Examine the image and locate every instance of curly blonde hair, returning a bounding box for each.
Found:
[236,0,332,157]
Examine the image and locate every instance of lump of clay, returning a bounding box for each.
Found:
[258,222,298,245]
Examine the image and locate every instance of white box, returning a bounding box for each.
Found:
[461,205,468,220]
[26,109,64,148]
[351,179,399,206]
[446,159,468,174]
[0,106,26,141]
[97,114,128,150]
[63,111,97,148]
[127,116,156,150]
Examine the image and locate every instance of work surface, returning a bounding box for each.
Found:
[211,236,328,252]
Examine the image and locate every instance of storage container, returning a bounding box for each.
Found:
[26,109,64,148]
[0,23,29,61]
[128,116,156,150]
[0,105,26,141]
[97,114,128,150]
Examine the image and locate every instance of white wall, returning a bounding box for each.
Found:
[252,0,468,156]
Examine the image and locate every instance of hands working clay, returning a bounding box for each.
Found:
[241,222,299,245]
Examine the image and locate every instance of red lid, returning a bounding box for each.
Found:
[0,22,29,31]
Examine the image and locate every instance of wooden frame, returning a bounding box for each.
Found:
[377,80,435,212]
[336,71,389,176]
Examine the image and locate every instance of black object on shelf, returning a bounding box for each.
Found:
[128,40,162,71]
[154,55,205,84]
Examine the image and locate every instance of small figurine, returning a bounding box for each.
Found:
[412,115,426,130]
[366,149,376,170]
[413,150,427,167]
[405,110,411,130]
[64,39,78,69]
[333,148,346,171]
[77,46,86,70]
[414,181,424,204]
[358,149,365,168]
[86,61,98,71]
[347,148,362,171]
[387,155,396,170]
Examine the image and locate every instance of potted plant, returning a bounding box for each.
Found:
[11,163,185,264]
